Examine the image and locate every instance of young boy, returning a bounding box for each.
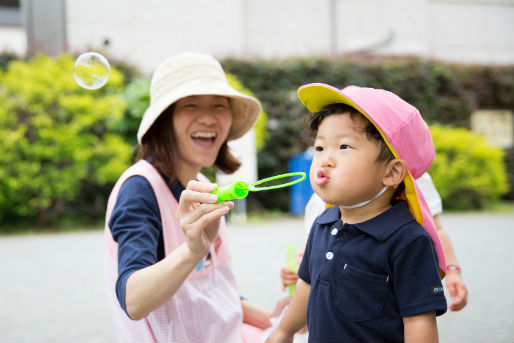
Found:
[266,84,447,343]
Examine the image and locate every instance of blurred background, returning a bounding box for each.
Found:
[0,0,513,342]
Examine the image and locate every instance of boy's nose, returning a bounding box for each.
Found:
[321,157,335,168]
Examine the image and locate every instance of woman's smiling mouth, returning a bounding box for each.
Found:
[191,131,217,147]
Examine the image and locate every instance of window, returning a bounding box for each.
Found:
[0,0,21,26]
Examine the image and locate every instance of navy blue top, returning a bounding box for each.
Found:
[298,201,447,343]
[108,173,185,315]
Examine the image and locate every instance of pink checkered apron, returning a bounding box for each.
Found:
[104,160,262,343]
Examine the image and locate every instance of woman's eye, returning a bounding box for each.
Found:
[214,103,228,109]
[340,144,351,150]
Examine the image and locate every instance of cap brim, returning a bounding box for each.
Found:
[299,83,400,159]
[298,83,360,113]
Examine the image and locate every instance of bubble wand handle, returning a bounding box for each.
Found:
[287,243,297,296]
[211,172,306,202]
[211,181,249,202]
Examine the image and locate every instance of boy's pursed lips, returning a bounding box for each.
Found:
[316,169,329,186]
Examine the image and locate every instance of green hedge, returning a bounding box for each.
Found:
[0,54,132,224]
[429,125,508,209]
[1,53,512,225]
[221,56,514,211]
[0,53,269,225]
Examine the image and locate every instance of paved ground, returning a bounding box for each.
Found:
[1,212,513,342]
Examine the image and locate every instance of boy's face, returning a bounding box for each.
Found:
[310,113,389,207]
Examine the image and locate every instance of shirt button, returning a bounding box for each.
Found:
[331,228,338,235]
[326,251,334,260]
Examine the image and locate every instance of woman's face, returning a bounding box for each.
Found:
[172,95,232,173]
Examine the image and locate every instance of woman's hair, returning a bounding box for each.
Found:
[308,103,395,163]
[136,104,241,182]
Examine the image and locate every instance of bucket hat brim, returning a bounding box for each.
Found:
[137,53,261,143]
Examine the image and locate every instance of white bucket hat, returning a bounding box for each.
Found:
[137,52,262,143]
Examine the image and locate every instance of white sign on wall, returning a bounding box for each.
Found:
[471,110,513,148]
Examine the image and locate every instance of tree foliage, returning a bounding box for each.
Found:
[0,54,131,223]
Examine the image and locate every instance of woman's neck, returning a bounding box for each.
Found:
[176,164,201,187]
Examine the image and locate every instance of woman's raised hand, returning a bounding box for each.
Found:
[177,180,234,258]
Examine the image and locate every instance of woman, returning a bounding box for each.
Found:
[104,52,279,342]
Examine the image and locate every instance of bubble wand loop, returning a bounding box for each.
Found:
[211,172,306,202]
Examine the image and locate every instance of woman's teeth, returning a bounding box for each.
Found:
[191,132,217,146]
[191,132,217,139]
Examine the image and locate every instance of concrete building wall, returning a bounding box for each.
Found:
[428,1,514,63]
[65,0,246,73]
[0,0,512,72]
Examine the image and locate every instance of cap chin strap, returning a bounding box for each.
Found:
[340,185,390,209]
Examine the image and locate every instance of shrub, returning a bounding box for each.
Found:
[0,54,131,224]
[222,56,514,211]
[119,77,151,146]
[428,124,509,210]
[225,73,268,150]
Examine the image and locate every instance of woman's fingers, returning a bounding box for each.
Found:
[195,205,229,230]
[176,180,235,256]
[179,205,228,256]
[270,296,291,318]
[180,202,226,226]
[179,189,218,211]
[189,203,232,231]
[187,179,218,193]
[178,180,219,210]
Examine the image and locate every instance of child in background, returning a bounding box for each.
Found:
[266,83,447,343]
[416,173,468,311]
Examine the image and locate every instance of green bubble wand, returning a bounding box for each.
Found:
[211,172,307,202]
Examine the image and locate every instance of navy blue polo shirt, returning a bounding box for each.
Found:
[298,201,447,343]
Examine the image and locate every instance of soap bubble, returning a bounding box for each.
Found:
[73,52,110,90]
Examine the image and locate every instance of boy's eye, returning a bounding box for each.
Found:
[315,146,324,152]
[340,144,351,150]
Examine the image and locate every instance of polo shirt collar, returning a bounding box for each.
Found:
[316,201,414,241]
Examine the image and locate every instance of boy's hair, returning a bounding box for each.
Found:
[308,103,395,163]
[136,104,241,182]
[308,103,405,200]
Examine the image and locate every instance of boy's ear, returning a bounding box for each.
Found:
[383,159,407,187]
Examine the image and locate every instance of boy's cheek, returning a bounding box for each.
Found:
[309,163,317,179]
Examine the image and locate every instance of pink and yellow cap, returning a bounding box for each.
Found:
[298,83,446,278]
